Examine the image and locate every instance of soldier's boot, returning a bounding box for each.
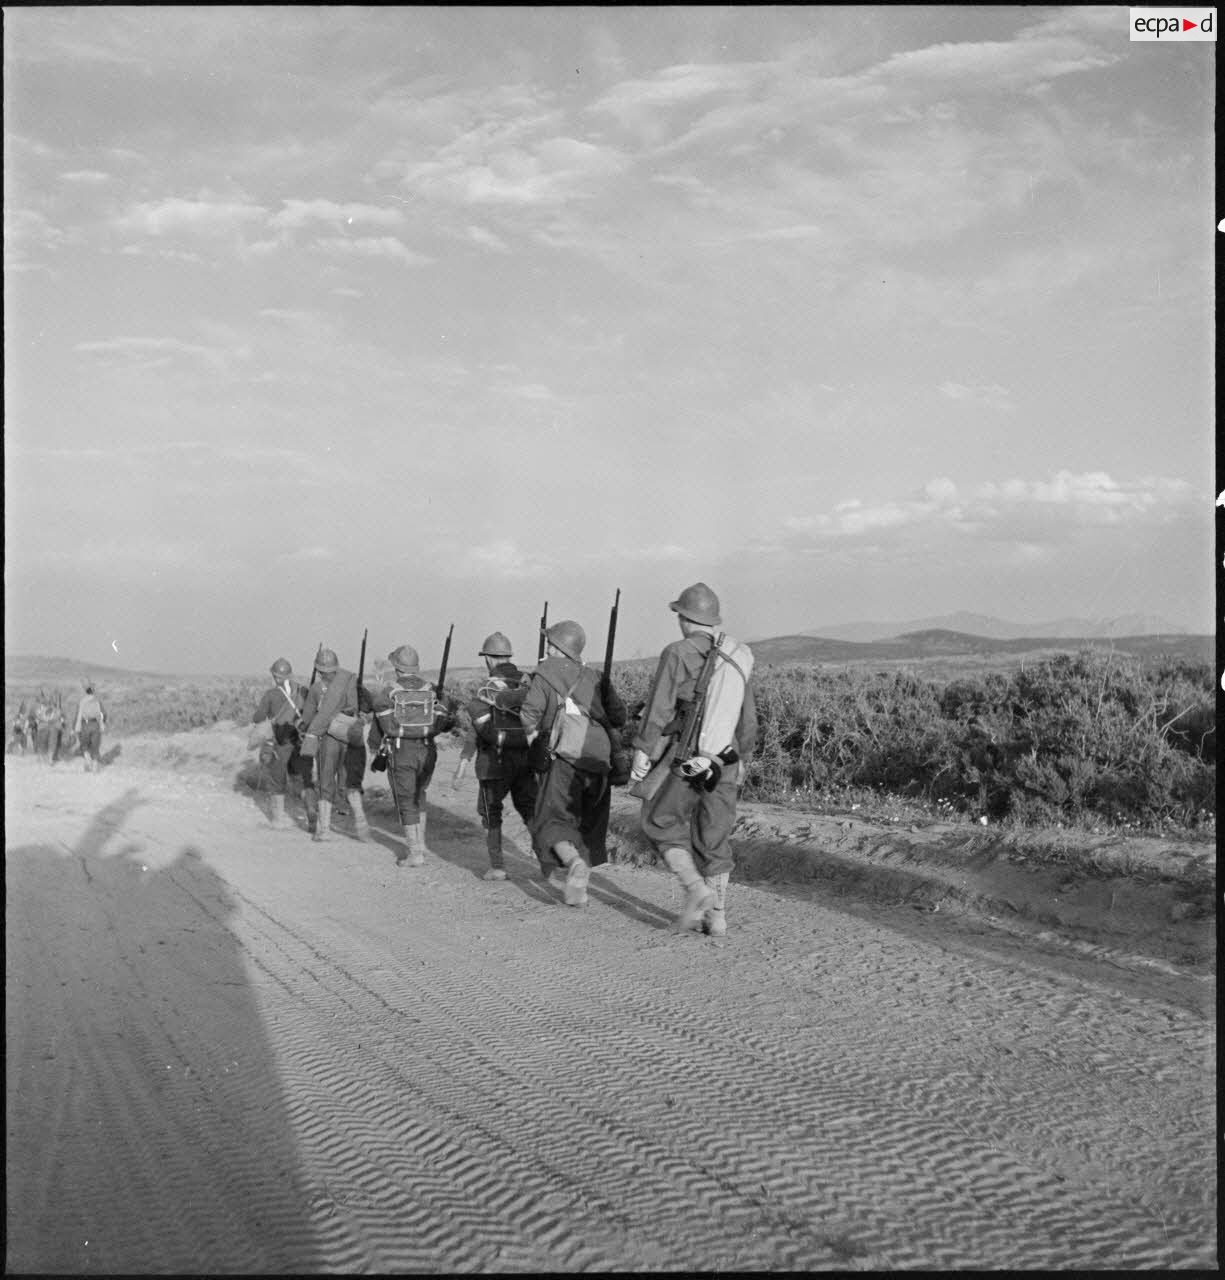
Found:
[418,811,435,857]
[663,847,717,931]
[702,872,730,937]
[555,840,590,907]
[347,790,369,841]
[314,799,333,843]
[484,827,507,881]
[269,793,289,829]
[402,821,425,867]
[302,789,319,835]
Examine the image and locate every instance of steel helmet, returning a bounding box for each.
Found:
[544,620,585,661]
[314,646,339,675]
[270,657,293,680]
[388,643,420,673]
[479,631,513,658]
[669,581,721,626]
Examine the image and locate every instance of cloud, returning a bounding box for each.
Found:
[116,195,266,237]
[466,224,510,252]
[779,471,1196,550]
[314,235,432,265]
[459,540,554,580]
[275,546,338,564]
[73,336,230,371]
[59,169,111,184]
[938,381,1015,412]
[268,199,405,232]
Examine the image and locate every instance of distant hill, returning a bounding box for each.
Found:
[750,629,1212,668]
[795,612,1194,643]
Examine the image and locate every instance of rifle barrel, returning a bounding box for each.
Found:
[538,601,548,661]
[437,623,454,695]
[602,588,620,691]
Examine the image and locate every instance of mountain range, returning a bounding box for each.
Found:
[784,612,1195,644]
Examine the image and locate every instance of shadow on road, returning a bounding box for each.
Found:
[4,787,322,1273]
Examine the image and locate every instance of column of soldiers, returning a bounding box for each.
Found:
[248,581,756,935]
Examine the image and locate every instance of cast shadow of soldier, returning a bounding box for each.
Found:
[5,788,322,1273]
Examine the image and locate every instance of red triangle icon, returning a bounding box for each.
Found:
[1182,17,1198,30]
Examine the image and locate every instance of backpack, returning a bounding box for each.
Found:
[475,676,530,752]
[546,668,611,772]
[696,636,754,758]
[389,684,436,739]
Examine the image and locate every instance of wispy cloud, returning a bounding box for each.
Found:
[938,381,1015,413]
[780,472,1196,550]
[116,195,267,237]
[458,539,555,579]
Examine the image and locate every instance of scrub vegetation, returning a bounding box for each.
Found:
[7,649,1215,831]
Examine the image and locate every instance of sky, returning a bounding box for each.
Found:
[4,5,1216,676]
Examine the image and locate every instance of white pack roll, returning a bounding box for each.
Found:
[697,635,754,758]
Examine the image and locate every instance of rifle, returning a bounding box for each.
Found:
[309,640,322,687]
[670,631,724,787]
[356,628,368,703]
[602,588,632,787]
[537,601,548,662]
[436,623,454,699]
[601,588,620,699]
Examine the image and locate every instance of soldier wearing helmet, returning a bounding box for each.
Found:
[299,646,365,843]
[453,632,545,881]
[250,657,314,830]
[628,582,758,935]
[368,642,458,866]
[74,682,107,773]
[517,617,628,906]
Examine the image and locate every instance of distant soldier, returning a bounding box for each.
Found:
[369,644,457,866]
[628,583,757,935]
[453,632,546,881]
[74,683,107,773]
[299,647,362,843]
[9,700,33,754]
[250,658,313,829]
[518,620,628,906]
[34,696,65,765]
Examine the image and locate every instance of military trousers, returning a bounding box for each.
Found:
[639,762,740,878]
[532,756,611,870]
[78,721,103,764]
[386,739,437,826]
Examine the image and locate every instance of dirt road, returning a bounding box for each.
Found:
[5,735,1217,1271]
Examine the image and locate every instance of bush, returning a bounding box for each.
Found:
[617,649,1214,829]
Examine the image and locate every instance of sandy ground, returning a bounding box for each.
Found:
[5,725,1217,1272]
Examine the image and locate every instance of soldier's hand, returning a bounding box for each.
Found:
[629,749,651,784]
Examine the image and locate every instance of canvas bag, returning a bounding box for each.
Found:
[476,676,530,751]
[547,668,611,772]
[696,635,754,758]
[389,684,436,740]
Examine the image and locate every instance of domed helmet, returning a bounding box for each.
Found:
[669,581,721,626]
[388,643,420,673]
[545,620,585,661]
[479,631,513,658]
[314,646,339,675]
[270,657,293,680]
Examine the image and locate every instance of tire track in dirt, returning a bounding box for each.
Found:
[217,854,1213,1271]
[7,759,1215,1271]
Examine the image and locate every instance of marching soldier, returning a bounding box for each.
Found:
[628,582,757,935]
[74,683,108,774]
[519,620,628,907]
[299,647,362,843]
[250,658,313,829]
[453,632,545,881]
[369,644,457,866]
